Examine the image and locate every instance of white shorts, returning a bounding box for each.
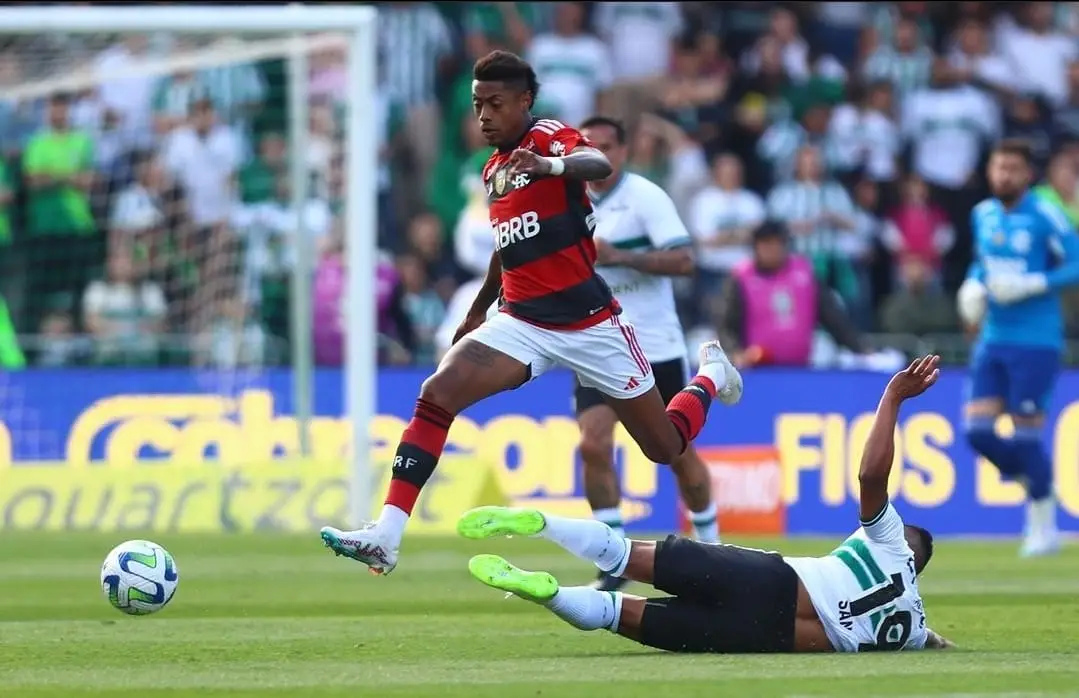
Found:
[466,312,656,399]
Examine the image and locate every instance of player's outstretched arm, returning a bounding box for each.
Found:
[858,355,941,520]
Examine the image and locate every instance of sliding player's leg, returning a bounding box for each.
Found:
[320,314,547,574]
[466,545,801,653]
[1003,345,1061,557]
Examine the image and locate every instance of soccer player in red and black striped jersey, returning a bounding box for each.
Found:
[319,51,744,575]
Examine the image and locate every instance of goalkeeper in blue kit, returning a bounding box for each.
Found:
[958,139,1079,557]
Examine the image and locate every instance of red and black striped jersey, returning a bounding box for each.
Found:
[482,117,620,329]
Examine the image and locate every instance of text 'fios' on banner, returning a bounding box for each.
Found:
[2,368,1079,535]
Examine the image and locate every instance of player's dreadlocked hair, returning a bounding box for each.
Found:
[473,50,540,108]
[908,525,934,573]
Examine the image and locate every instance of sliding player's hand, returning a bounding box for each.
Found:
[885,354,940,402]
[507,148,552,178]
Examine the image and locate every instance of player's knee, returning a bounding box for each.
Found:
[639,437,680,466]
[578,432,615,470]
[418,373,462,416]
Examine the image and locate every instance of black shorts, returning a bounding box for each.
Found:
[573,357,687,414]
[640,536,800,654]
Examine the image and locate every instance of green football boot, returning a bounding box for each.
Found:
[467,554,559,603]
[456,506,547,540]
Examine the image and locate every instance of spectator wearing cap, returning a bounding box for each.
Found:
[716,220,865,369]
[22,91,98,334]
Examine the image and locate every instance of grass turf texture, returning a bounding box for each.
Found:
[1,533,1078,697]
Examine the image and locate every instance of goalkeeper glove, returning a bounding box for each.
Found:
[986,273,1048,305]
[957,278,988,326]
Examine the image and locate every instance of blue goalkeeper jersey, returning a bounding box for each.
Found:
[967,191,1079,349]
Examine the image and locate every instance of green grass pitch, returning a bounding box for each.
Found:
[2,533,1079,697]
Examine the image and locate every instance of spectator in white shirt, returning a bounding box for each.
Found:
[95,35,159,150]
[593,1,683,124]
[161,98,241,332]
[826,80,900,184]
[948,17,1017,98]
[689,153,765,285]
[997,2,1078,106]
[742,7,810,84]
[82,247,167,365]
[526,2,612,126]
[593,1,682,83]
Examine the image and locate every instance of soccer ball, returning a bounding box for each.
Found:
[957,278,988,326]
[100,540,179,615]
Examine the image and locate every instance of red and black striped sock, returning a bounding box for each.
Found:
[665,376,716,452]
[384,399,455,516]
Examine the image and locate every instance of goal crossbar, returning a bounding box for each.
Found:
[0,5,377,33]
[0,4,379,526]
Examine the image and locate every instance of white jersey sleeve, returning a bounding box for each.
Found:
[635,177,693,250]
[860,502,907,550]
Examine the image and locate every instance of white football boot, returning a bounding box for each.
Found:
[320,523,399,575]
[1020,497,1061,558]
[698,340,743,406]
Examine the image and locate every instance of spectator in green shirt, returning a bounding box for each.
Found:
[21,92,100,333]
[240,132,287,204]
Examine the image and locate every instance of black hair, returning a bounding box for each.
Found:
[993,137,1034,166]
[473,50,540,108]
[907,524,934,573]
[752,219,788,242]
[579,115,626,144]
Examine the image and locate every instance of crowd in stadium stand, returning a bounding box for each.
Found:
[3,1,1079,369]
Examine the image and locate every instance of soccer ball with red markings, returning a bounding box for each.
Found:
[100,540,179,615]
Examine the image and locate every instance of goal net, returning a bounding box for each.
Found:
[0,26,359,468]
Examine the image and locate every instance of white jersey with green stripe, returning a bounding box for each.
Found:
[783,504,928,652]
[589,172,690,363]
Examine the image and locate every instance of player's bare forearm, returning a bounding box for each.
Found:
[557,147,612,181]
[859,356,940,518]
[610,247,694,276]
[469,253,503,315]
[858,392,900,505]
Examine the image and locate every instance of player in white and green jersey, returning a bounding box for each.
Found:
[573,116,720,592]
[456,355,955,653]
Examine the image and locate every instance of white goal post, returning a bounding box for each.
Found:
[1,4,379,526]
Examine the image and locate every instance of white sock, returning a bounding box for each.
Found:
[377,504,410,545]
[540,514,630,576]
[545,586,622,631]
[696,361,727,392]
[689,501,720,544]
[592,506,626,539]
[1028,495,1058,535]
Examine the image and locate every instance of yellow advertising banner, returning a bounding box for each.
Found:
[0,457,506,534]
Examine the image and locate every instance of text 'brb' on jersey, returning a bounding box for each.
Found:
[483,118,619,329]
[783,504,928,653]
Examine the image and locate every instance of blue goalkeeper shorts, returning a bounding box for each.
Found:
[967,343,1060,416]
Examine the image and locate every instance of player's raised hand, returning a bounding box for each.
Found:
[507,148,552,177]
[885,354,940,401]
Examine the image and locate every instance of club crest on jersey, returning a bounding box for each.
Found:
[1010,228,1031,254]
[494,168,508,196]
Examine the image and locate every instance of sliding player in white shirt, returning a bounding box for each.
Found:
[458,355,955,653]
[575,116,720,592]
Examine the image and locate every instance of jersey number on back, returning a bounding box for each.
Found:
[852,572,912,652]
